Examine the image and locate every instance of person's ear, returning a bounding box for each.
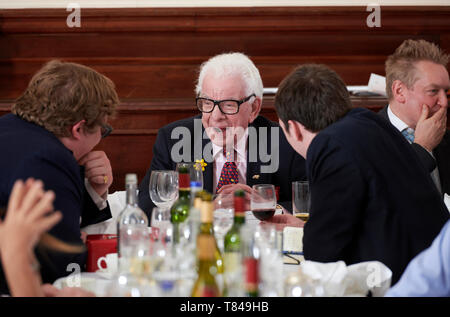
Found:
[70,120,85,140]
[248,96,262,124]
[288,120,304,143]
[392,80,407,104]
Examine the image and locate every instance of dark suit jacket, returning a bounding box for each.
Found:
[0,114,112,295]
[138,115,306,219]
[378,105,450,195]
[304,108,449,284]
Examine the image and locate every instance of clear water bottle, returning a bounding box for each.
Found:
[117,173,149,259]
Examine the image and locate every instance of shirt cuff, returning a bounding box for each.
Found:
[85,178,108,210]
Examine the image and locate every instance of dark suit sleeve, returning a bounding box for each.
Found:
[80,194,112,228]
[410,143,437,173]
[12,155,87,283]
[303,135,366,262]
[138,127,174,219]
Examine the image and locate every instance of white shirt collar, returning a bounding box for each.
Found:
[387,104,410,133]
[212,128,248,162]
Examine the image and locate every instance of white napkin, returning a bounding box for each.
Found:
[289,260,392,297]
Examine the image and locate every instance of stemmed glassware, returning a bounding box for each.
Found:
[251,184,277,221]
[149,170,179,211]
[213,193,234,252]
[151,206,171,241]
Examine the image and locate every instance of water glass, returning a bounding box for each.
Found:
[292,181,310,222]
[118,225,151,275]
[213,193,234,252]
[151,207,171,241]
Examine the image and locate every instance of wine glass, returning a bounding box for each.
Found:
[151,207,171,241]
[251,184,277,221]
[149,170,178,210]
[213,193,234,252]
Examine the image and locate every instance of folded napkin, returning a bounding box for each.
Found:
[285,260,392,297]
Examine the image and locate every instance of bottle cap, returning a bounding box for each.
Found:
[125,173,137,185]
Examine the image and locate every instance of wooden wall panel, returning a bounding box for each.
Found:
[1,6,449,191]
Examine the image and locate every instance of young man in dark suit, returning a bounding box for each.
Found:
[0,60,117,294]
[138,53,306,219]
[378,39,450,195]
[269,64,449,284]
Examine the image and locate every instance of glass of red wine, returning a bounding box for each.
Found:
[251,184,277,221]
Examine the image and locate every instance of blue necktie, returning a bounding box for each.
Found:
[402,128,415,143]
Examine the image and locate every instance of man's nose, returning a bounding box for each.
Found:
[211,104,226,120]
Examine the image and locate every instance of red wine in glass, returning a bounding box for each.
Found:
[252,208,275,221]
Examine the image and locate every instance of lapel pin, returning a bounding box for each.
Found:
[252,174,260,180]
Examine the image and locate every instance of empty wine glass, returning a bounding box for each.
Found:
[213,193,234,252]
[149,170,178,210]
[251,184,277,221]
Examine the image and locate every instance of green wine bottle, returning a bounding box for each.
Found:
[170,165,191,244]
[191,234,221,297]
[223,189,246,296]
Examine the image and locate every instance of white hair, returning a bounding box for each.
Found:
[195,52,264,101]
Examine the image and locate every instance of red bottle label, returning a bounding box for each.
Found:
[201,286,219,297]
[179,173,190,189]
[245,258,259,285]
[234,196,246,216]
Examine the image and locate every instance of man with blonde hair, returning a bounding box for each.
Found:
[138,52,306,218]
[379,39,450,195]
[0,60,119,295]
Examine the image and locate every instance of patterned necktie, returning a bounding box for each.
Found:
[402,127,415,143]
[216,148,239,192]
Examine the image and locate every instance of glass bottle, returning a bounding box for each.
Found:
[170,165,191,244]
[242,225,260,297]
[191,234,221,297]
[198,192,224,291]
[223,189,246,296]
[116,173,149,258]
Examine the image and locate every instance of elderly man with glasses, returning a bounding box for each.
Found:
[138,52,306,219]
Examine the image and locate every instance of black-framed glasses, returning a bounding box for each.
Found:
[196,93,256,115]
[101,124,113,138]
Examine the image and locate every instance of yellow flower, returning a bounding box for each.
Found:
[195,159,207,172]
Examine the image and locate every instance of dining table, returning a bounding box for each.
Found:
[59,191,392,297]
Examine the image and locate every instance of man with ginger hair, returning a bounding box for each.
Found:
[379,39,450,196]
[0,60,118,295]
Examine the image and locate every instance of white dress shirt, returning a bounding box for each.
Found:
[212,129,248,194]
